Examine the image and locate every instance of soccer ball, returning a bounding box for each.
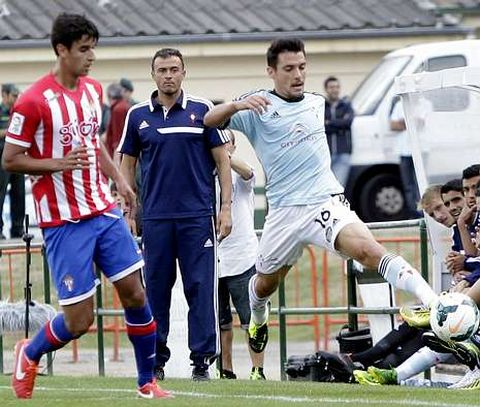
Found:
[430,292,480,342]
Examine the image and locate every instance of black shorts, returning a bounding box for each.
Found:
[218,265,256,330]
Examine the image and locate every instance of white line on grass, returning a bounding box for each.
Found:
[0,385,473,407]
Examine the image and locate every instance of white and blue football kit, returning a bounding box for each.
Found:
[229,90,361,274]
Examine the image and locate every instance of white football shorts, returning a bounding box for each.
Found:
[256,195,362,274]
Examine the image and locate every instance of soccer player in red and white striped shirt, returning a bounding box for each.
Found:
[3,13,170,400]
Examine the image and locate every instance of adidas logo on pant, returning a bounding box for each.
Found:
[203,238,213,248]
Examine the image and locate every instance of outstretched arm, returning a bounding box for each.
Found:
[204,95,271,128]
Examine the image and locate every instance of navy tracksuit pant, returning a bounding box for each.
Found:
[143,216,219,367]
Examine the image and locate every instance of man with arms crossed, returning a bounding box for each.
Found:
[3,14,169,399]
[204,38,437,354]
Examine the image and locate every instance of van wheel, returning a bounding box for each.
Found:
[358,174,407,222]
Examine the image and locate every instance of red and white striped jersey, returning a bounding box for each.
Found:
[5,73,115,227]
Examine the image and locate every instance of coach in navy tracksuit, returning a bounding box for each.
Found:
[119,48,232,381]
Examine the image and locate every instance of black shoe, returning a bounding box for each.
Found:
[220,369,237,379]
[192,364,210,381]
[154,365,165,381]
[0,233,6,240]
[422,332,480,370]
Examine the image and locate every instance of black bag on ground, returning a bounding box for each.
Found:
[285,351,354,383]
[336,326,372,354]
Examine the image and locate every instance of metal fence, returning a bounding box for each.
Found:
[0,218,428,380]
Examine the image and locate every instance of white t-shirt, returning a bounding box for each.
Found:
[217,169,259,278]
[391,100,411,157]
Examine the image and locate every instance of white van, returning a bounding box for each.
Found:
[347,39,480,222]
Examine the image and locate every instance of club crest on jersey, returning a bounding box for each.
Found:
[59,117,99,146]
[291,122,308,137]
[281,122,317,148]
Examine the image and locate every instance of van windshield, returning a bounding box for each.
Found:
[351,56,411,116]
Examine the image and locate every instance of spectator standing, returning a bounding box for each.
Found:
[119,78,142,221]
[119,48,232,381]
[120,77,137,106]
[99,101,110,138]
[104,83,130,165]
[217,130,265,380]
[0,83,24,239]
[389,97,420,218]
[3,13,170,400]
[324,76,354,186]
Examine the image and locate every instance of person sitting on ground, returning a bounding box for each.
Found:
[356,182,480,388]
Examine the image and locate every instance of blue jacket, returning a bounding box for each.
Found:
[324,97,354,155]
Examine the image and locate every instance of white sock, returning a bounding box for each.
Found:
[378,253,437,306]
[248,274,269,325]
[395,347,449,382]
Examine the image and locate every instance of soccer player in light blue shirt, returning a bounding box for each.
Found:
[229,89,343,208]
[204,38,437,356]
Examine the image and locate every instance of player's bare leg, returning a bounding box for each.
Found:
[246,333,266,379]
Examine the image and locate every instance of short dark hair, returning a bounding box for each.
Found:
[462,164,480,180]
[51,13,99,56]
[441,179,463,196]
[324,76,339,89]
[267,38,305,68]
[119,78,134,92]
[151,48,185,72]
[1,83,19,95]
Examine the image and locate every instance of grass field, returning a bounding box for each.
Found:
[0,375,478,407]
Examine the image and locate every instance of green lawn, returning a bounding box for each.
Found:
[0,375,477,407]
